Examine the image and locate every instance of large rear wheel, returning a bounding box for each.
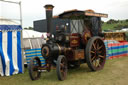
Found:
[56,55,68,81]
[28,57,41,80]
[85,36,106,71]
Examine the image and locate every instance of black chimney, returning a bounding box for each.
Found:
[44,4,54,37]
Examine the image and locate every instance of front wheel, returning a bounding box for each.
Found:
[28,57,41,80]
[56,55,68,81]
[85,36,106,71]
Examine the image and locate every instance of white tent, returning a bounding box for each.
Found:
[0,16,19,25]
[0,16,23,76]
[23,29,47,38]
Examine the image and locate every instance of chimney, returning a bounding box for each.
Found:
[44,4,54,37]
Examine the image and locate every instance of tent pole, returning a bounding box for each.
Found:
[0,0,19,4]
[19,1,24,73]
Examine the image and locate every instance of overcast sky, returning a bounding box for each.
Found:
[0,0,128,28]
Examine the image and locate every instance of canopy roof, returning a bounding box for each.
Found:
[23,30,47,38]
[0,16,19,25]
[0,16,22,31]
[53,9,108,19]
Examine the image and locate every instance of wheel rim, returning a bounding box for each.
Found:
[60,58,67,79]
[29,57,41,80]
[90,38,106,70]
[57,56,67,81]
[31,59,40,79]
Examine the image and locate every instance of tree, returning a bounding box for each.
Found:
[101,20,104,24]
[126,19,128,22]
[24,27,33,30]
[106,19,118,24]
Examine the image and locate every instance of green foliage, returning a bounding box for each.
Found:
[102,19,128,30]
[106,19,119,24]
[125,19,128,22]
[24,27,33,30]
[101,20,104,24]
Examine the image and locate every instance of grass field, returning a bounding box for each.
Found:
[0,57,128,85]
[102,20,128,30]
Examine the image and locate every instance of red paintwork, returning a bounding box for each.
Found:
[70,33,80,47]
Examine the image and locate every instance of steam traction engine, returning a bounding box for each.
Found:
[28,4,108,81]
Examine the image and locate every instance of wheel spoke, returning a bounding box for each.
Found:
[99,55,105,58]
[97,45,103,50]
[98,63,101,67]
[91,56,96,61]
[95,60,97,67]
[92,60,96,67]
[95,40,98,45]
[96,43,99,49]
[93,43,96,49]
[96,59,99,67]
[91,51,95,54]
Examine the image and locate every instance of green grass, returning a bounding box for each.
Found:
[0,57,128,85]
[102,21,128,30]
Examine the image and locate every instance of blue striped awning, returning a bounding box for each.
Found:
[0,25,22,31]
